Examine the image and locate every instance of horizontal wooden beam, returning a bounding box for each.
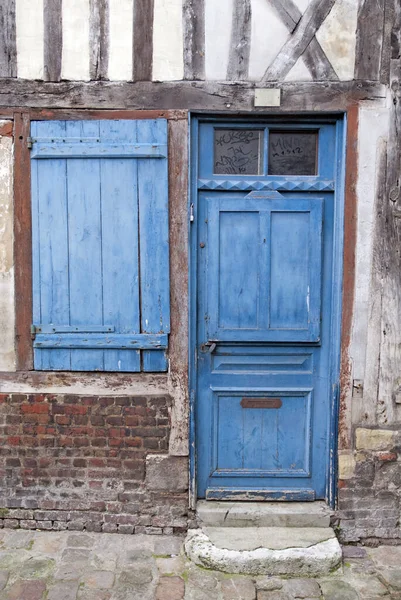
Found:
[30,142,167,159]
[34,333,168,350]
[0,79,386,112]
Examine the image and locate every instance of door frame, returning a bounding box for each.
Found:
[188,113,347,509]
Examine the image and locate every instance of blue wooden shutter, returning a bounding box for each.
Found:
[31,120,170,372]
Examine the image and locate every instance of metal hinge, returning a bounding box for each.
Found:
[30,325,36,340]
[190,203,194,223]
[27,137,33,150]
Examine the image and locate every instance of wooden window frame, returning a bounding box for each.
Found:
[12,109,187,371]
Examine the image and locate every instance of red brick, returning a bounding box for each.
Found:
[109,438,124,447]
[99,397,114,407]
[88,458,106,467]
[64,406,88,416]
[377,451,397,462]
[55,415,71,425]
[91,438,107,447]
[110,428,128,438]
[21,404,49,414]
[125,437,142,448]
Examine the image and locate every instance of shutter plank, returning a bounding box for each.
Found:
[137,119,169,371]
[66,121,104,371]
[99,120,141,371]
[31,121,42,370]
[33,121,71,370]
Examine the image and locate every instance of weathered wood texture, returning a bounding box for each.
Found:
[262,0,336,82]
[268,0,338,81]
[0,79,386,111]
[0,370,169,393]
[339,105,358,449]
[13,113,33,371]
[43,0,62,82]
[227,0,252,81]
[375,0,401,425]
[168,117,189,455]
[355,0,385,82]
[0,109,187,120]
[359,140,387,425]
[0,0,16,77]
[379,0,395,84]
[90,0,109,80]
[183,0,205,80]
[133,0,154,81]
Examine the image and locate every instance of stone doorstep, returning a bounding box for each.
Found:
[196,500,332,528]
[184,526,342,577]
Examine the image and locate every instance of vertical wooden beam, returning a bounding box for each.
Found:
[43,0,63,82]
[379,0,395,84]
[339,105,359,450]
[354,0,385,81]
[183,0,205,80]
[133,0,154,81]
[227,0,252,81]
[0,0,16,77]
[90,0,109,80]
[168,115,189,455]
[376,0,401,424]
[14,113,33,371]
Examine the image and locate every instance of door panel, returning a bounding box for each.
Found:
[213,390,312,475]
[207,195,323,343]
[195,121,339,501]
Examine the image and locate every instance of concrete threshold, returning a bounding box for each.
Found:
[197,500,332,528]
[186,502,340,576]
[184,526,342,576]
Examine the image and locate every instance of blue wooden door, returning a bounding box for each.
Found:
[194,121,342,500]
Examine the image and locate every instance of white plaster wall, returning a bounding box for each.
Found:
[153,0,184,81]
[61,0,90,81]
[292,0,311,13]
[0,127,15,372]
[16,0,44,79]
[285,56,313,82]
[108,0,134,81]
[205,0,233,80]
[249,0,289,81]
[316,0,358,81]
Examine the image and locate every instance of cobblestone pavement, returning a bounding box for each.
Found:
[0,530,399,599]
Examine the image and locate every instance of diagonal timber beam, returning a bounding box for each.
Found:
[262,0,338,82]
[268,0,338,80]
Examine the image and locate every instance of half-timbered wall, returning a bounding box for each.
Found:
[0,0,400,542]
[1,0,359,83]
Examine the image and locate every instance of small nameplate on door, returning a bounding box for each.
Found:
[241,397,282,409]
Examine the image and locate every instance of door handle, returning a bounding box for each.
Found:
[200,341,217,353]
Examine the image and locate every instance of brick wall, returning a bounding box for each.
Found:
[336,427,401,544]
[0,394,189,534]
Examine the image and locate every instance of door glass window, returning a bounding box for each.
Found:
[214,129,263,175]
[268,130,318,176]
